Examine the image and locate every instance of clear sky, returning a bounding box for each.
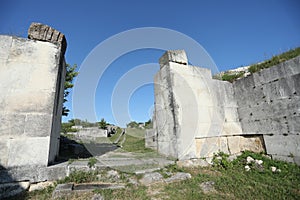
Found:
[1,0,300,127]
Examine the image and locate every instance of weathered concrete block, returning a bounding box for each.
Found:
[0,114,26,137]
[264,135,300,157]
[24,114,53,137]
[7,137,50,167]
[283,56,300,76]
[0,23,66,168]
[159,50,187,68]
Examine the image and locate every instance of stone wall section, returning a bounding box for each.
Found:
[233,56,300,163]
[0,23,66,167]
[153,50,299,164]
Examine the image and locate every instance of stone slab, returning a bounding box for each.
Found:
[264,134,300,157]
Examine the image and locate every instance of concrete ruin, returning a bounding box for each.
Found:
[150,50,300,164]
[0,23,66,168]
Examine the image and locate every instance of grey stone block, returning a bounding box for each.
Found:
[159,50,188,68]
[139,172,164,185]
[7,137,50,167]
[0,113,26,137]
[24,114,52,137]
[264,135,300,157]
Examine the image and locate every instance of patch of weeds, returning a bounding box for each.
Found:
[248,47,300,73]
[212,152,233,170]
[121,135,154,153]
[96,185,149,200]
[24,184,56,200]
[87,157,97,168]
[221,71,245,83]
[57,170,99,184]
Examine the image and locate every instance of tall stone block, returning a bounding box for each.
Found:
[154,50,242,160]
[0,23,66,167]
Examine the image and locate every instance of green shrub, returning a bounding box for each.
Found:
[57,170,98,184]
[221,71,245,83]
[87,157,98,168]
[248,47,300,74]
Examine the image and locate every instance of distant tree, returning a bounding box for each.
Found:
[145,119,153,129]
[127,121,139,128]
[63,64,79,116]
[99,118,107,129]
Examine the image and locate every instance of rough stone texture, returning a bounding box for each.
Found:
[28,22,67,55]
[153,50,299,164]
[233,56,300,163]
[0,181,30,199]
[139,172,164,185]
[200,181,216,194]
[52,183,74,199]
[164,172,191,183]
[29,181,54,192]
[145,129,157,149]
[67,127,108,139]
[154,50,242,160]
[0,23,66,168]
[159,49,188,68]
[177,159,210,168]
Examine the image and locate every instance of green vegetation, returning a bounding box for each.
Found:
[145,119,153,129]
[218,47,300,83]
[24,151,300,199]
[221,71,245,83]
[122,134,153,153]
[127,121,139,128]
[99,118,108,129]
[87,157,98,168]
[63,64,79,116]
[57,170,99,184]
[248,47,300,74]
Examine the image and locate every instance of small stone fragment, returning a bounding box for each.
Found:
[139,172,163,185]
[271,166,277,172]
[164,172,192,183]
[246,156,254,164]
[245,165,251,171]
[255,159,263,165]
[29,181,54,192]
[92,193,105,200]
[200,181,216,194]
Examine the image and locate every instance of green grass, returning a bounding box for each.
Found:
[122,134,154,153]
[217,47,300,83]
[24,151,300,199]
[221,71,245,83]
[248,47,300,74]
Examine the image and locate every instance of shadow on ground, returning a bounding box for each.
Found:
[57,135,119,163]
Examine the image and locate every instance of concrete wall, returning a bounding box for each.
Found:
[153,50,299,162]
[233,56,300,164]
[67,128,108,139]
[0,23,66,167]
[153,50,264,160]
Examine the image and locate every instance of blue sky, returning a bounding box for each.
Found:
[1,0,300,127]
